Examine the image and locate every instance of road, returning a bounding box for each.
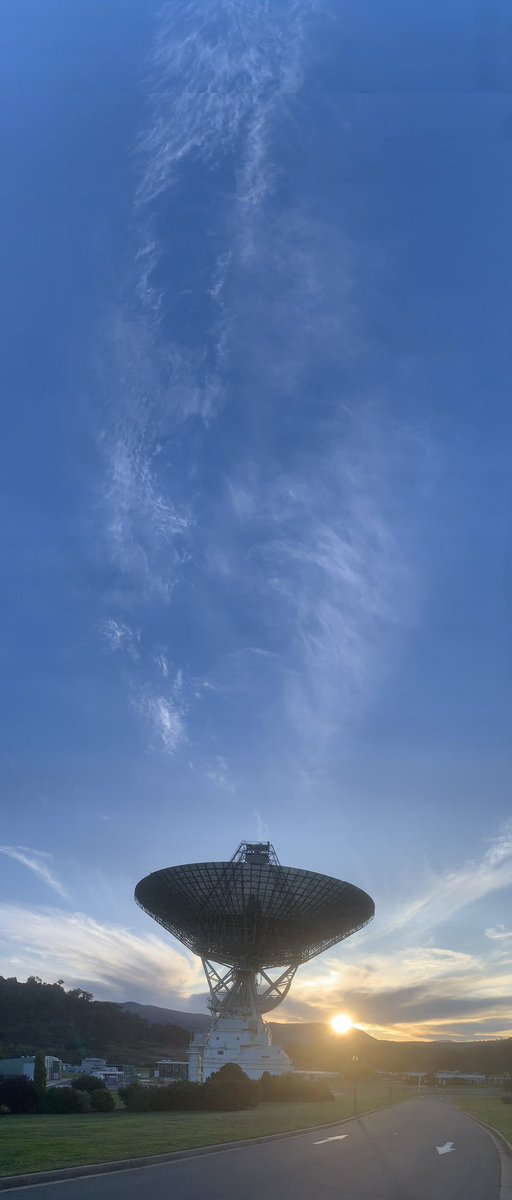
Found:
[8,1098,500,1200]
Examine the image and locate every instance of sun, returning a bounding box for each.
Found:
[331,1013,353,1034]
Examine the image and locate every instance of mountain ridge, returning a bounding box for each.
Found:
[122,1001,512,1075]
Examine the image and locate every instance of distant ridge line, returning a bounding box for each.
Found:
[122,1001,210,1032]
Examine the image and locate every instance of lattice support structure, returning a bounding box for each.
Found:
[203,959,298,1017]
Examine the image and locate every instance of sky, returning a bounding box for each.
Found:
[1,0,511,1043]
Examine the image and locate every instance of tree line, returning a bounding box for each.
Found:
[0,1062,334,1116]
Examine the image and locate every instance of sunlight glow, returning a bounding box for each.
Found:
[331,1013,353,1034]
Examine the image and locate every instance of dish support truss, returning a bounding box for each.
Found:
[203,958,298,1017]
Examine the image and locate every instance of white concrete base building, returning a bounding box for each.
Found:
[188,1014,291,1082]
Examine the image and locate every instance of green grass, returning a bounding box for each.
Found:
[0,1083,407,1177]
[442,1086,512,1145]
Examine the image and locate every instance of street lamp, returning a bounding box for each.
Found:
[352,1055,359,1115]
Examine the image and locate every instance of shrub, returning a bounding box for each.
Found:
[259,1073,334,1103]
[201,1079,259,1111]
[0,1077,38,1114]
[71,1074,107,1094]
[44,1087,91,1113]
[207,1063,249,1084]
[90,1088,115,1112]
[118,1083,152,1112]
[149,1082,202,1112]
[118,1077,258,1113]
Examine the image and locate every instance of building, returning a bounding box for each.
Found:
[188,1016,291,1083]
[80,1058,107,1073]
[152,1059,189,1083]
[0,1056,62,1082]
[79,1059,136,1087]
[435,1072,488,1086]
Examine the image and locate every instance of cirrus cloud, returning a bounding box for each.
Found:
[0,847,68,900]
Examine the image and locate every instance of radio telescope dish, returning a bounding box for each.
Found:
[135,841,374,1081]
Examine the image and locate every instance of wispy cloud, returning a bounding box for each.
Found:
[136,0,315,211]
[383,822,512,937]
[274,823,512,1037]
[135,690,185,755]
[281,939,512,1040]
[204,755,235,792]
[209,415,421,755]
[253,810,270,841]
[0,905,202,1004]
[2,898,508,1041]
[101,619,140,658]
[0,847,68,899]
[486,924,512,942]
[102,425,191,603]
[94,0,428,770]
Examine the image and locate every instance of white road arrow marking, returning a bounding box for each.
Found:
[314,1135,348,1144]
[436,1142,455,1155]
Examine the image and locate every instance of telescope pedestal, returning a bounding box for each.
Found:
[188,1012,291,1082]
[187,958,294,1082]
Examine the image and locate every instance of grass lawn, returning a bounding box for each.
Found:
[0,1082,407,1177]
[442,1087,512,1145]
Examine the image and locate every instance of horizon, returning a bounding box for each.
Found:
[4,979,512,1047]
[1,0,511,1045]
[122,999,512,1046]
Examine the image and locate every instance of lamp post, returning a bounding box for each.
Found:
[352,1055,359,1115]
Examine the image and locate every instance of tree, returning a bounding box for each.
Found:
[259,1072,333,1103]
[0,976,189,1062]
[90,1088,115,1112]
[207,1063,249,1084]
[71,1074,106,1094]
[118,1083,152,1112]
[201,1079,258,1111]
[44,1087,91,1114]
[67,989,93,1003]
[33,1051,47,1106]
[0,1077,38,1114]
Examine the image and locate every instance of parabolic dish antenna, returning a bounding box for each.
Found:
[135,841,374,1080]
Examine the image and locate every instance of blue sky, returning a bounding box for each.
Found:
[1,0,511,1041]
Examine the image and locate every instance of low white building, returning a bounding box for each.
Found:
[79,1059,136,1087]
[435,1072,487,1085]
[188,1015,291,1082]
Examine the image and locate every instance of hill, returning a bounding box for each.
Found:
[269,1022,512,1076]
[122,1001,210,1032]
[0,977,189,1064]
[125,1002,512,1076]
[2,981,512,1075]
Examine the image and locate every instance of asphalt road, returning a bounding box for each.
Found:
[9,1098,500,1200]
